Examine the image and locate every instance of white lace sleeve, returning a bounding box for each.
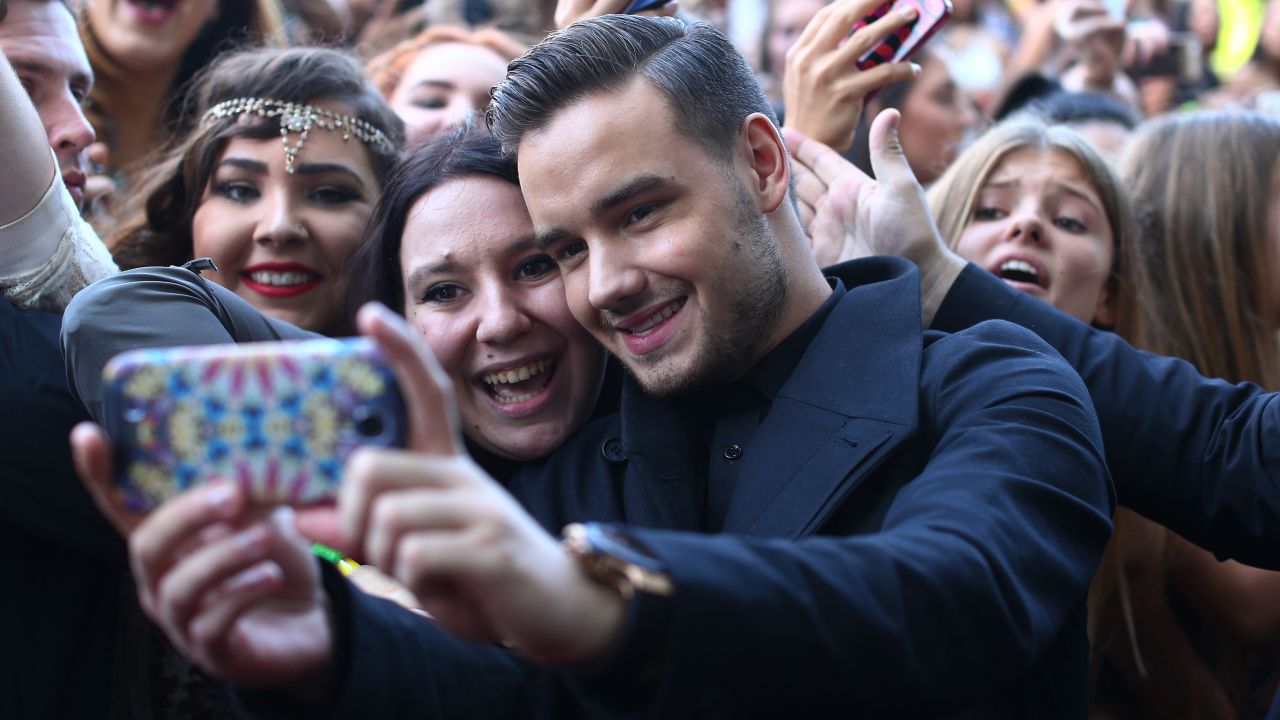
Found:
[0,169,118,312]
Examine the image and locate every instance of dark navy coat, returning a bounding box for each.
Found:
[241,257,1114,719]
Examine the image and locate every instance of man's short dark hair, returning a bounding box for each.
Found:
[486,15,776,161]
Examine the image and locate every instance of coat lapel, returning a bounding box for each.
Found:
[722,257,925,537]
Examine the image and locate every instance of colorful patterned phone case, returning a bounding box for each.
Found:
[853,0,954,71]
[103,338,407,511]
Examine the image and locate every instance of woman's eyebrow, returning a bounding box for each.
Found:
[292,163,368,188]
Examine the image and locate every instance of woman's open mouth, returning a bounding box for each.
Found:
[240,265,323,299]
[124,0,180,26]
[476,357,559,416]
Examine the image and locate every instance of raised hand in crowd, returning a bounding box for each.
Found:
[784,110,963,323]
[554,0,678,30]
[782,0,922,152]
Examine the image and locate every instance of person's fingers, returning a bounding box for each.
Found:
[811,0,899,52]
[842,61,921,102]
[187,559,284,660]
[70,422,127,532]
[637,0,678,17]
[798,198,816,229]
[155,520,273,636]
[786,127,865,188]
[793,165,831,209]
[789,0,838,54]
[292,505,347,552]
[357,302,462,455]
[339,449,471,559]
[842,3,919,61]
[866,109,919,187]
[364,488,473,571]
[131,483,246,596]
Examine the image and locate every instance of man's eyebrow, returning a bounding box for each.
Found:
[533,228,568,251]
[590,174,667,217]
[9,59,92,90]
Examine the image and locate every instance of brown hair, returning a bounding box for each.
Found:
[110,46,404,270]
[366,25,525,101]
[927,115,1153,338]
[1122,110,1280,387]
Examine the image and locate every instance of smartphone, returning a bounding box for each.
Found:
[853,0,954,71]
[625,0,672,13]
[103,337,407,512]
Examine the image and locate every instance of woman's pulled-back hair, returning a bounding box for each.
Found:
[927,115,1153,340]
[110,46,405,270]
[1122,110,1280,388]
[342,123,518,331]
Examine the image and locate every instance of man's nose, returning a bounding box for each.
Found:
[46,92,96,162]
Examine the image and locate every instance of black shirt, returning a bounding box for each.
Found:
[697,278,846,531]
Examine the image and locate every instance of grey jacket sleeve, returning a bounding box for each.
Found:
[61,265,320,423]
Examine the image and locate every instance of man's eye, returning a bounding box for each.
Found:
[624,203,659,226]
[213,182,259,203]
[516,254,556,280]
[557,240,587,262]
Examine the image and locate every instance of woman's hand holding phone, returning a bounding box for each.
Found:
[783,0,924,154]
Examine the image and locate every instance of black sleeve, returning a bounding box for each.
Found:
[933,263,1280,568]
[61,266,318,424]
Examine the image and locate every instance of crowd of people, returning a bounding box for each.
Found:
[5,0,1280,717]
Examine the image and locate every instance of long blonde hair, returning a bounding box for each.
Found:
[1122,110,1280,389]
[927,115,1153,338]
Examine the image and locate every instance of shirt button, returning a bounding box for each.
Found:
[723,444,743,461]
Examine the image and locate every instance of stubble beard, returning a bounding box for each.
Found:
[626,187,789,399]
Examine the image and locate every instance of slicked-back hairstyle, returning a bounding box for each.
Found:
[486,14,776,162]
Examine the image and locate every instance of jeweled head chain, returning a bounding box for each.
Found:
[201,97,394,174]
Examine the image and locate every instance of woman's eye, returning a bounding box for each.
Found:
[413,97,448,110]
[213,181,259,203]
[557,240,588,262]
[516,254,556,280]
[421,283,463,304]
[972,206,1005,221]
[310,186,360,206]
[1055,217,1087,233]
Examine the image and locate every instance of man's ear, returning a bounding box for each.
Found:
[738,113,791,214]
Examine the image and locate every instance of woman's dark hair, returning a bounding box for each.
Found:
[342,123,519,330]
[110,46,405,270]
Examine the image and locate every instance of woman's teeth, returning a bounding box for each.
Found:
[248,270,316,287]
[483,359,553,386]
[997,259,1041,286]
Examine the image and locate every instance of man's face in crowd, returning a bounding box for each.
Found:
[1,1,95,209]
[518,77,788,398]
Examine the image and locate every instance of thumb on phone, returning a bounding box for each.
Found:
[356,302,463,457]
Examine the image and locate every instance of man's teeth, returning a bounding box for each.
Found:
[248,270,315,287]
[630,301,682,336]
[483,359,553,386]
